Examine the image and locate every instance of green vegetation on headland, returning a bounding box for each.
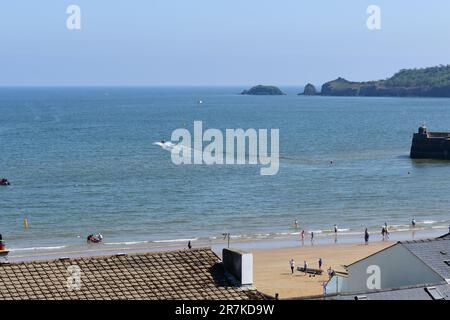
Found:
[319,65,450,97]
[242,65,450,98]
[241,85,285,95]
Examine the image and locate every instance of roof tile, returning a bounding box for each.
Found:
[0,248,267,300]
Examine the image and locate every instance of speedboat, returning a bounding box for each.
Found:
[153,141,176,150]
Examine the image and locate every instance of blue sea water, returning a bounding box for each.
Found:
[1,87,450,250]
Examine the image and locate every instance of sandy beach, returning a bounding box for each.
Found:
[4,227,446,299]
[252,241,394,298]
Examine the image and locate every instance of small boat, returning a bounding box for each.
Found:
[87,234,103,244]
[0,178,10,186]
[153,141,176,150]
[0,248,9,262]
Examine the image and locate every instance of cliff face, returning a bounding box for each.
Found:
[320,65,450,97]
[321,78,450,97]
[241,85,285,95]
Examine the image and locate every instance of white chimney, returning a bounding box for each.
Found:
[222,248,253,287]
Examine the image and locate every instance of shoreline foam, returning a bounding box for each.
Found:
[6,225,448,263]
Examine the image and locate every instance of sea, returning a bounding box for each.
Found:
[1,86,450,253]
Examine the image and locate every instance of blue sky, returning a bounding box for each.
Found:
[0,1,449,86]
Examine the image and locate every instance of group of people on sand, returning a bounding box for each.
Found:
[289,257,327,277]
[365,219,420,244]
[294,220,340,243]
[364,223,388,244]
[288,219,426,279]
[295,218,426,245]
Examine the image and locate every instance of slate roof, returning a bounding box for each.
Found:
[347,234,450,279]
[0,248,268,300]
[400,237,450,280]
[326,284,450,300]
[301,283,450,300]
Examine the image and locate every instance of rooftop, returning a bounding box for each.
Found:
[347,233,450,280]
[438,232,450,239]
[317,283,450,300]
[399,237,450,280]
[0,248,268,300]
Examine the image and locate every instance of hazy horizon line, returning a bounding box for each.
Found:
[0,84,310,88]
[3,63,448,88]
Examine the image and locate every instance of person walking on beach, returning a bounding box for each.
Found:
[294,220,299,229]
[364,228,369,244]
[289,258,295,274]
[303,260,308,275]
[187,240,192,250]
[411,218,416,227]
[318,258,323,270]
[311,231,314,241]
[381,227,386,240]
[334,224,338,234]
[301,230,305,240]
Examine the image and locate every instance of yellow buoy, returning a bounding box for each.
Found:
[24,218,29,229]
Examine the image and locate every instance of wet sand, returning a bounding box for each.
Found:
[7,226,446,263]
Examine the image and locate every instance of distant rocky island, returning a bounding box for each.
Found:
[241,85,285,95]
[313,65,450,97]
[242,65,450,98]
[299,83,318,96]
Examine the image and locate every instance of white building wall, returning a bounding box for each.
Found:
[347,244,442,293]
[325,274,348,295]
